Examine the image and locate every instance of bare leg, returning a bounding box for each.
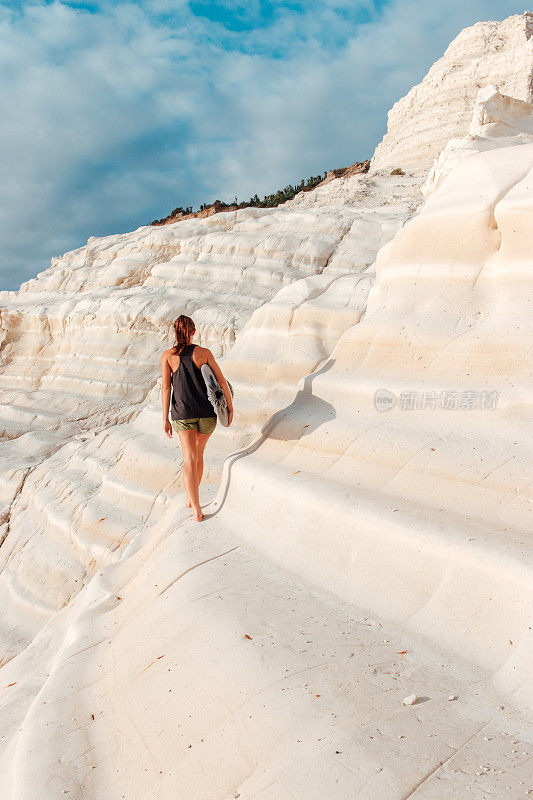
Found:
[196,431,212,488]
[178,429,203,522]
[186,432,212,508]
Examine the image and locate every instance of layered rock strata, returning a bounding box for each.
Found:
[0,174,422,665]
[371,11,533,174]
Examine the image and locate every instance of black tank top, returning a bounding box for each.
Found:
[170,344,216,420]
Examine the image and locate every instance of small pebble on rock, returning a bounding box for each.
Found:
[402,694,418,706]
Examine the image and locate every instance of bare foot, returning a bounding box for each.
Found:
[192,506,204,522]
[186,497,192,508]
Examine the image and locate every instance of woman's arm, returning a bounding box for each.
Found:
[161,351,173,437]
[206,350,234,425]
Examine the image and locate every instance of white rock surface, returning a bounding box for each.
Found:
[424,84,533,196]
[0,13,532,800]
[217,98,533,696]
[0,177,421,664]
[371,11,533,175]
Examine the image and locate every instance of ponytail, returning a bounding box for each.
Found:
[172,314,196,354]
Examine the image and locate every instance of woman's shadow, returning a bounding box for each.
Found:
[207,359,337,517]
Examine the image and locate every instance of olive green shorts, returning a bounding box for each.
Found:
[171,417,217,435]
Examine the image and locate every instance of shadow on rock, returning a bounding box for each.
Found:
[209,359,336,517]
[261,359,337,441]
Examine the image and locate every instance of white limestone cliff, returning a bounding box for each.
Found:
[371,11,533,175]
[0,14,532,800]
[424,83,533,195]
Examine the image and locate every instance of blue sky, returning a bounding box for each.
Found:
[0,0,525,289]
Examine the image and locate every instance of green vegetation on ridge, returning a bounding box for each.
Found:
[150,172,328,225]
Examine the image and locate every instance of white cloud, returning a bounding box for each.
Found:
[0,0,525,289]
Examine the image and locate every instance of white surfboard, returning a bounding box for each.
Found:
[201,363,234,427]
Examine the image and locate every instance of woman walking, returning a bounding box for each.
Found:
[161,315,233,522]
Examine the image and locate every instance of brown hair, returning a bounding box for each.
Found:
[172,314,195,354]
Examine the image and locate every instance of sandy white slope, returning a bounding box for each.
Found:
[0,495,532,800]
[0,18,532,799]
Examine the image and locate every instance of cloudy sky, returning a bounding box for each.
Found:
[0,0,525,289]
